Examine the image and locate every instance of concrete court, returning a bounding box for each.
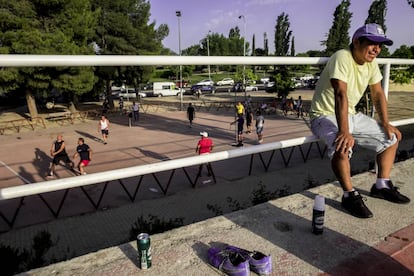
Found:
[0,105,321,231]
[0,101,413,275]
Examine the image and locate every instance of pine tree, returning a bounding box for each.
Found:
[272,12,294,97]
[322,0,352,56]
[0,0,97,117]
[274,12,292,56]
[92,0,168,108]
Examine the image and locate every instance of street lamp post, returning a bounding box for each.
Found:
[207,30,211,81]
[176,10,183,111]
[239,15,246,100]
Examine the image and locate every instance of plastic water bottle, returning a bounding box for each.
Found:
[312,195,325,235]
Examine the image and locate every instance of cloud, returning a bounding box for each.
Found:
[205,9,241,32]
[244,0,295,7]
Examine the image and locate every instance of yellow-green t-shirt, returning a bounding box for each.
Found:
[310,49,383,120]
[236,103,244,115]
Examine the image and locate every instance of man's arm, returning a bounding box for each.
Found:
[88,147,92,160]
[51,142,65,156]
[370,82,402,141]
[50,142,55,155]
[331,79,355,153]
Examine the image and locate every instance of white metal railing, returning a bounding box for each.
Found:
[0,55,413,202]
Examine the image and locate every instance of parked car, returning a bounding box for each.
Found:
[245,85,258,92]
[190,84,215,95]
[232,82,258,92]
[217,78,234,86]
[260,77,270,84]
[196,79,214,86]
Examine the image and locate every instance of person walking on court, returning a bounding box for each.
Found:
[296,95,304,118]
[196,131,214,177]
[73,137,92,175]
[98,115,110,144]
[310,23,410,219]
[255,110,265,143]
[196,131,214,155]
[187,102,195,128]
[235,101,244,116]
[119,97,124,115]
[48,134,74,177]
[246,108,253,134]
[230,114,245,147]
[132,101,140,121]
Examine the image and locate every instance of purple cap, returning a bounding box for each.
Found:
[352,23,393,46]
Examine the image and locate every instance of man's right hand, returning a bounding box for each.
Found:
[334,131,354,153]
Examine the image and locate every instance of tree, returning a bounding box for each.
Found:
[271,13,294,97]
[228,26,245,56]
[391,45,414,84]
[322,0,352,56]
[92,0,168,108]
[290,36,295,56]
[264,32,269,56]
[0,0,97,118]
[365,0,390,57]
[252,34,256,56]
[359,0,391,114]
[274,12,292,56]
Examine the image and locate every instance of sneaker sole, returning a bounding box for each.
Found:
[370,192,410,204]
[341,203,373,219]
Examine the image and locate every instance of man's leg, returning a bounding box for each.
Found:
[332,151,373,218]
[331,151,353,191]
[376,142,398,179]
[371,141,410,203]
[49,163,56,176]
[311,115,373,218]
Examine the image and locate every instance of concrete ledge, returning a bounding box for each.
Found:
[22,159,414,275]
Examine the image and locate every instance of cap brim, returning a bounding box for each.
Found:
[365,35,393,46]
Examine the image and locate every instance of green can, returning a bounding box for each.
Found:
[137,233,152,269]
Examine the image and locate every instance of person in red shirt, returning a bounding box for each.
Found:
[196,131,214,155]
[195,131,214,178]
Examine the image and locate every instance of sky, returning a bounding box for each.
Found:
[148,0,414,55]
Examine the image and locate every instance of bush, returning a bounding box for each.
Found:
[128,214,184,241]
[0,230,56,275]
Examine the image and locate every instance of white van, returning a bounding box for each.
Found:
[151,82,183,97]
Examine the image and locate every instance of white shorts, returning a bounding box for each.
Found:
[310,113,398,159]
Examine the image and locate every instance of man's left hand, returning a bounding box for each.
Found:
[383,123,402,141]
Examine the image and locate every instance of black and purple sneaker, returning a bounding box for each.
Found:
[208,247,249,276]
[225,245,272,276]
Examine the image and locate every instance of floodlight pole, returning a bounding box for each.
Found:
[239,15,246,100]
[176,11,183,111]
[207,30,211,80]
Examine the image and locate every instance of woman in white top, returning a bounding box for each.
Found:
[98,115,110,144]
